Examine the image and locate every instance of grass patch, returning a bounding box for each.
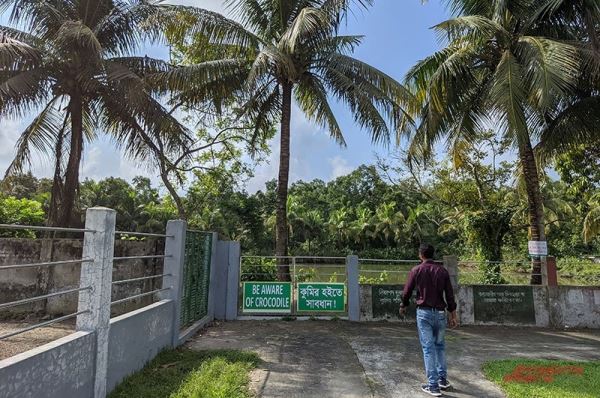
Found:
[109,349,261,398]
[483,359,600,398]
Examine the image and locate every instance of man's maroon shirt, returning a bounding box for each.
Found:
[401,259,457,312]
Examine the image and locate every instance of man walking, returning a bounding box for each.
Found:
[400,244,458,397]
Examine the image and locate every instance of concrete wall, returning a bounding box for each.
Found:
[548,286,600,328]
[359,284,600,329]
[0,238,164,318]
[0,331,95,398]
[106,300,175,392]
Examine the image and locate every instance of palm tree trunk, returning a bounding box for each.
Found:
[57,94,84,227]
[518,137,546,285]
[276,82,293,281]
[47,129,65,227]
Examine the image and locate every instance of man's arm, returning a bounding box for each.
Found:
[399,268,417,315]
[444,272,458,328]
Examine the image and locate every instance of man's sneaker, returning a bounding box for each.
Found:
[421,384,443,397]
[438,378,451,390]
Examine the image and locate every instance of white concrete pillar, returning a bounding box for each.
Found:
[443,255,459,290]
[347,255,360,322]
[76,207,116,398]
[160,220,187,347]
[225,242,241,321]
[207,232,218,320]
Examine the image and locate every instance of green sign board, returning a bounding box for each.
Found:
[297,283,345,312]
[473,285,535,324]
[242,282,292,314]
[372,285,417,319]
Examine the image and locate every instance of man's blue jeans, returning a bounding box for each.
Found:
[416,307,447,389]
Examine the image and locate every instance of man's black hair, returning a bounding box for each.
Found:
[419,243,435,259]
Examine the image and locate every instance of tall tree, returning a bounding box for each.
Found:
[158,0,412,279]
[405,0,582,283]
[1,0,188,226]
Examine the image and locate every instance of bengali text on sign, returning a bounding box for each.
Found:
[297,283,345,312]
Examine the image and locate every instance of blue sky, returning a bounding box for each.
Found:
[0,0,450,192]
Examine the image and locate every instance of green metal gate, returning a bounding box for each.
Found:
[180,230,213,328]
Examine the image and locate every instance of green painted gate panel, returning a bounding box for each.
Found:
[180,231,213,328]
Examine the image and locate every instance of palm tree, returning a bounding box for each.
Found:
[299,210,324,252]
[373,202,404,244]
[157,0,412,278]
[1,0,188,227]
[405,0,582,283]
[351,207,374,249]
[583,193,600,243]
[328,207,352,247]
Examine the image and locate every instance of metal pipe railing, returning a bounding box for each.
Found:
[0,311,89,341]
[459,260,533,264]
[110,287,171,306]
[0,287,92,310]
[112,274,171,285]
[0,258,93,271]
[359,259,420,263]
[360,270,410,274]
[112,255,170,261]
[115,231,172,238]
[0,224,95,233]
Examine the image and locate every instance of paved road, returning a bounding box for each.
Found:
[186,321,600,398]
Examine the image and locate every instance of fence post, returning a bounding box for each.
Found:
[160,220,187,347]
[76,207,116,398]
[225,241,241,321]
[214,240,230,320]
[207,232,218,320]
[443,256,459,290]
[347,255,360,322]
[543,256,558,286]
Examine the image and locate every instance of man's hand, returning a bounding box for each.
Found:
[448,311,458,329]
[399,306,407,317]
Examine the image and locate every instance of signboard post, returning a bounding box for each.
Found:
[297,283,345,312]
[242,282,292,314]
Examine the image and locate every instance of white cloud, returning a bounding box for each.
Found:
[0,119,21,163]
[80,139,160,185]
[165,0,227,14]
[329,155,353,179]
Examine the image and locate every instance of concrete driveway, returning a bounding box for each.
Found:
[186,320,600,398]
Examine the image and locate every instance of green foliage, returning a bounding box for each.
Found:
[240,257,278,282]
[108,349,260,398]
[79,177,176,234]
[0,196,45,237]
[359,271,390,285]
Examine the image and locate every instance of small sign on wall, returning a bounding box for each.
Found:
[372,285,417,319]
[528,241,548,256]
[473,286,536,324]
